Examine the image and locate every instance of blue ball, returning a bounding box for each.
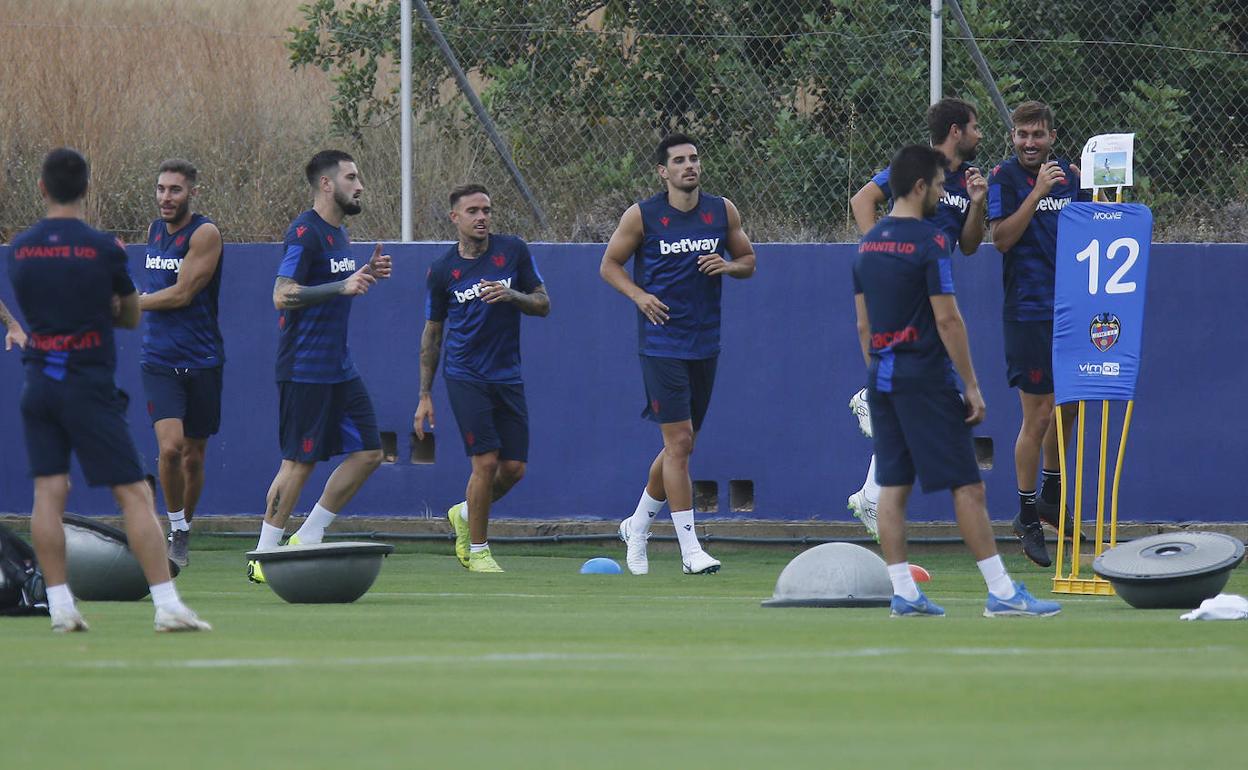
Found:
[580,557,622,575]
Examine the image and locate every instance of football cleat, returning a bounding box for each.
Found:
[155,605,213,632]
[847,488,879,542]
[50,607,89,633]
[618,518,650,575]
[468,548,504,573]
[246,559,266,584]
[448,503,470,568]
[682,549,721,575]
[849,387,872,438]
[984,581,1062,617]
[167,529,190,568]
[1012,515,1052,568]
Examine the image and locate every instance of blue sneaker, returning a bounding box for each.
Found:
[984,581,1062,617]
[890,591,945,617]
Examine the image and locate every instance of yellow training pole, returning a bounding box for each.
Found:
[1109,401,1135,549]
[1071,401,1087,578]
[1053,405,1068,579]
[1094,400,1110,556]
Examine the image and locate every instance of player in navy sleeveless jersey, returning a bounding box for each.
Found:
[5,149,210,632]
[247,150,392,584]
[846,98,988,541]
[988,101,1091,566]
[414,185,550,573]
[854,144,1059,618]
[600,134,756,576]
[137,158,224,567]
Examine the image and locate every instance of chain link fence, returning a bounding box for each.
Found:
[1,1,1245,242]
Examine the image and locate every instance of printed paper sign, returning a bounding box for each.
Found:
[1080,133,1135,188]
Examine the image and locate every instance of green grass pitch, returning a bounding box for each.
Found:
[6,537,1245,769]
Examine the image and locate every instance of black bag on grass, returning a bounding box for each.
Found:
[0,522,49,616]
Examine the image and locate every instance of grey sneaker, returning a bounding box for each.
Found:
[167,529,190,567]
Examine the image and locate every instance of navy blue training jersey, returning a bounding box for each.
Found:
[141,214,224,369]
[275,210,360,384]
[988,156,1088,321]
[633,192,729,359]
[6,218,134,382]
[853,216,957,393]
[872,162,977,252]
[425,233,543,384]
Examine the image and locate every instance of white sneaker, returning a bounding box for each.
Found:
[154,605,213,633]
[847,488,879,541]
[682,549,721,575]
[618,518,650,575]
[50,607,89,633]
[849,388,872,438]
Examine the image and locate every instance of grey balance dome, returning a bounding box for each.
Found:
[64,513,179,601]
[1093,532,1245,609]
[762,542,892,608]
[247,541,394,604]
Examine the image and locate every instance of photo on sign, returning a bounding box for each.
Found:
[1093,152,1128,186]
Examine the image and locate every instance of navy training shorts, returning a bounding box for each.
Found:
[868,386,981,493]
[639,355,718,431]
[141,363,223,439]
[444,378,529,461]
[278,377,381,463]
[1004,319,1054,395]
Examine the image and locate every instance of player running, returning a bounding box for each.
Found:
[988,101,1089,567]
[138,159,224,567]
[7,148,210,632]
[414,185,550,573]
[853,143,1060,618]
[247,150,391,583]
[601,134,756,576]
[846,98,987,540]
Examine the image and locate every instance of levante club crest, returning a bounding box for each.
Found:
[1089,313,1121,352]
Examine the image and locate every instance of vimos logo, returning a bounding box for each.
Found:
[1078,362,1120,376]
[329,257,357,274]
[659,237,719,255]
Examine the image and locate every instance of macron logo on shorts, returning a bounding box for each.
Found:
[145,254,182,272]
[329,257,358,274]
[658,237,719,255]
[454,277,512,304]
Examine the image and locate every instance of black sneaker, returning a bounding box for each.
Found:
[1036,500,1089,543]
[1012,514,1052,567]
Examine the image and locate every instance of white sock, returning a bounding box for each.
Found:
[257,522,284,550]
[458,501,469,521]
[47,583,75,614]
[149,580,185,613]
[628,489,665,534]
[670,509,701,556]
[887,562,921,601]
[167,509,190,532]
[470,541,489,553]
[977,555,1017,599]
[862,456,881,503]
[295,502,337,544]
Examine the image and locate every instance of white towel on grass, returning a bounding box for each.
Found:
[1179,594,1248,621]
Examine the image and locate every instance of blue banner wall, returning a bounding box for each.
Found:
[1,241,1244,522]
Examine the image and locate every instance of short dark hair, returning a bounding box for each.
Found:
[305,150,355,187]
[927,98,978,143]
[449,184,490,208]
[41,148,89,204]
[1012,100,1054,131]
[654,133,697,166]
[158,158,198,185]
[889,144,947,199]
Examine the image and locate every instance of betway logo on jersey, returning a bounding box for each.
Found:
[659,237,719,255]
[329,257,357,274]
[1036,197,1072,212]
[454,277,511,303]
[940,191,970,213]
[145,254,182,272]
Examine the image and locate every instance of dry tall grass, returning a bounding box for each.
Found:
[0,0,505,243]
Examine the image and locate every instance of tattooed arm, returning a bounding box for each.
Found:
[413,320,444,440]
[272,270,375,310]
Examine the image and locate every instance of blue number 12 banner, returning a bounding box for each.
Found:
[1053,202,1153,405]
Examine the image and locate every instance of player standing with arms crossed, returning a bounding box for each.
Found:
[247,150,391,583]
[988,101,1088,567]
[138,159,224,567]
[846,98,987,539]
[414,185,550,573]
[601,134,756,576]
[854,144,1060,617]
[7,148,210,631]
